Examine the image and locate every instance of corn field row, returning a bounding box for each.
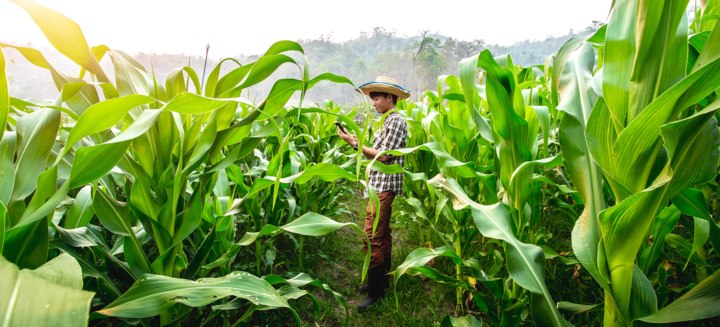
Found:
[1,0,720,326]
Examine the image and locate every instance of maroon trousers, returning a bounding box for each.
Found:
[363,191,395,267]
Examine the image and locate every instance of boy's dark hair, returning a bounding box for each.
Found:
[369,91,398,105]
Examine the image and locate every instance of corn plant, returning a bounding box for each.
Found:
[556,0,720,325]
[362,48,579,325]
[0,1,373,326]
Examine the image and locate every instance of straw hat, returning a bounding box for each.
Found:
[356,76,411,100]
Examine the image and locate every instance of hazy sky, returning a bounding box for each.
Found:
[1,0,613,58]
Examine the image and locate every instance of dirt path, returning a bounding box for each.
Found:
[308,189,456,326]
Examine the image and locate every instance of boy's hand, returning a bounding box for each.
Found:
[336,126,357,147]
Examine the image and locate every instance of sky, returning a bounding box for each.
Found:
[0,0,613,58]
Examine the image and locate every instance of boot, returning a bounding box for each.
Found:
[359,252,390,293]
[358,265,385,310]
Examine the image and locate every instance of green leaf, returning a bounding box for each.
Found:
[368,142,479,179]
[427,174,568,327]
[439,314,483,327]
[218,54,299,98]
[205,212,371,282]
[11,108,61,202]
[684,217,710,270]
[0,48,8,145]
[9,0,109,82]
[93,189,151,278]
[64,186,94,228]
[68,141,131,189]
[557,302,603,314]
[181,227,216,280]
[62,95,155,158]
[204,58,241,97]
[0,202,5,253]
[556,39,610,295]
[265,163,356,184]
[626,0,688,123]
[602,0,637,129]
[0,132,16,205]
[0,253,94,327]
[638,205,681,274]
[598,182,668,318]
[4,165,58,268]
[672,188,711,220]
[264,272,349,327]
[665,234,710,267]
[539,245,578,265]
[97,272,289,318]
[636,268,720,323]
[54,224,109,251]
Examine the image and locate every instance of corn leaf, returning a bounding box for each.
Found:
[0,253,93,327]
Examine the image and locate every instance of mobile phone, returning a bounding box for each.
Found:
[334,122,347,133]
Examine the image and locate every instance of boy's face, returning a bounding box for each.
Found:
[371,94,393,114]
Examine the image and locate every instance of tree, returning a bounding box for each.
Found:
[454,39,486,59]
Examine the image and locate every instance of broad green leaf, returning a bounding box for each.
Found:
[0,203,5,253]
[204,58,241,98]
[427,174,568,327]
[508,155,563,187]
[557,302,603,314]
[627,0,688,123]
[684,217,710,270]
[4,166,57,268]
[54,224,109,251]
[673,188,711,219]
[63,186,94,228]
[218,54,299,98]
[62,95,155,158]
[539,245,578,265]
[205,212,371,282]
[665,234,711,267]
[673,188,720,253]
[0,43,49,69]
[108,50,150,118]
[556,41,608,292]
[68,141,132,189]
[263,40,305,56]
[392,246,495,303]
[264,272,349,327]
[0,49,8,145]
[9,0,109,82]
[97,272,289,318]
[598,182,668,318]
[181,227,216,280]
[368,142,479,180]
[265,163,356,184]
[0,132,16,205]
[636,267,720,323]
[0,253,94,327]
[638,205,681,274]
[439,314,483,327]
[606,57,720,196]
[602,0,637,129]
[93,190,151,278]
[658,111,720,200]
[11,108,60,202]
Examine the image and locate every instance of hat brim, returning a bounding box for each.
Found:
[356,82,411,100]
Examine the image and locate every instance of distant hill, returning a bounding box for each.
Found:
[2,22,602,107]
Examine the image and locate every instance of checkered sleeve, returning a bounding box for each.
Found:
[377,116,407,160]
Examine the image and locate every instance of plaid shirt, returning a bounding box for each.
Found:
[363,111,407,197]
